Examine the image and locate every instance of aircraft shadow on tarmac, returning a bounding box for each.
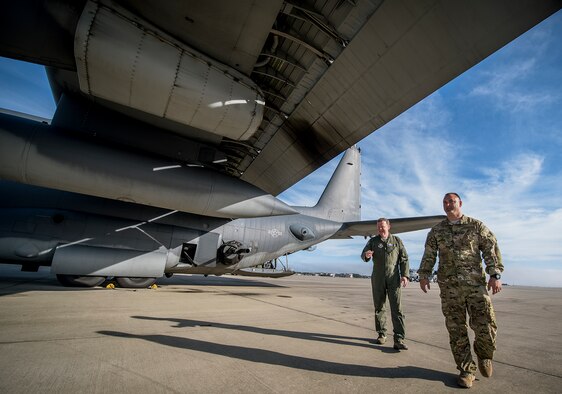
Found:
[0,265,284,296]
[162,275,285,288]
[98,316,458,387]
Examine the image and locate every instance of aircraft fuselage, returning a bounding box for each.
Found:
[0,181,341,279]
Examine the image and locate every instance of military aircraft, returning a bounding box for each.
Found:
[0,1,560,287]
[0,145,443,287]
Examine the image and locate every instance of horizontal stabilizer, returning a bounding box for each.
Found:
[331,215,445,239]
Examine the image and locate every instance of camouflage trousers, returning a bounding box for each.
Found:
[439,281,497,373]
[371,277,405,341]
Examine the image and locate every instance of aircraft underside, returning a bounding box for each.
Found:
[1,1,557,287]
[0,180,333,288]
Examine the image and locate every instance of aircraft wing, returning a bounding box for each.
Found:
[1,0,560,199]
[331,215,446,239]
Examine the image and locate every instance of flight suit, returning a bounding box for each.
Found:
[361,234,409,341]
[419,215,503,373]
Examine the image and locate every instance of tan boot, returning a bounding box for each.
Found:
[457,372,475,388]
[478,359,493,377]
[375,335,386,345]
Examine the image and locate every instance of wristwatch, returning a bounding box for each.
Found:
[491,273,501,280]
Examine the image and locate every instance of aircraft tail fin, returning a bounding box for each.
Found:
[295,146,361,222]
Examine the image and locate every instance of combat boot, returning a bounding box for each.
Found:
[393,339,408,350]
[457,372,475,388]
[375,335,386,345]
[478,359,493,377]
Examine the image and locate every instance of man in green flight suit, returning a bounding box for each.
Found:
[419,192,503,389]
[361,218,410,350]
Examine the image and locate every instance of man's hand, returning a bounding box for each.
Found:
[364,250,373,260]
[400,276,409,288]
[487,278,502,294]
[420,278,430,293]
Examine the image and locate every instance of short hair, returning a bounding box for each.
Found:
[444,192,461,201]
[377,217,390,224]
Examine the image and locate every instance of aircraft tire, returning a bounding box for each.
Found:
[56,274,105,287]
[115,277,157,288]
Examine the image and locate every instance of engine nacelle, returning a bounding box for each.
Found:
[75,0,264,141]
[51,245,169,277]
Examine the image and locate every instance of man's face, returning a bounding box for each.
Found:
[443,194,462,214]
[377,220,390,235]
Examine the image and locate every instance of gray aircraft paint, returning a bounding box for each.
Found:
[6,0,545,285]
[0,146,443,282]
[74,0,265,141]
[294,147,361,222]
[0,113,295,219]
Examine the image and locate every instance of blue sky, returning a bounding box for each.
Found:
[1,11,561,287]
[280,10,562,287]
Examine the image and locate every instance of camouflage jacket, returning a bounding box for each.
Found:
[361,234,409,280]
[418,215,503,286]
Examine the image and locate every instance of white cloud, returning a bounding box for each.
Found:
[504,264,562,288]
[358,95,457,218]
[289,87,562,286]
[278,156,340,207]
[467,22,559,113]
[469,64,556,112]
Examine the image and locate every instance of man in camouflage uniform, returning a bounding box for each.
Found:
[361,218,410,350]
[419,193,503,388]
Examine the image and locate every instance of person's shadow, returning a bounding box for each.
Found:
[98,316,457,387]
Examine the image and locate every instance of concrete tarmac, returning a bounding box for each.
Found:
[0,265,561,393]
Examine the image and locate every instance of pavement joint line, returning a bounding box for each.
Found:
[2,336,183,394]
[0,335,107,345]
[66,341,186,394]
[98,361,184,394]
[218,288,562,380]
[233,361,283,394]
[2,278,560,383]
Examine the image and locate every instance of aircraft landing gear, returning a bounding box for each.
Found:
[56,274,105,287]
[55,275,157,288]
[115,277,157,288]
